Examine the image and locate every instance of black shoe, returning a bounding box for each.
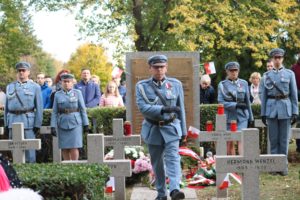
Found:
[155,196,167,200]
[278,171,288,176]
[269,172,278,176]
[170,189,185,200]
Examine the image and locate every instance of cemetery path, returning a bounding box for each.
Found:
[130,186,198,200]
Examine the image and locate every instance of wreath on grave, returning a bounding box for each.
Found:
[105,146,153,186]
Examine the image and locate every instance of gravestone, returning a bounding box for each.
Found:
[198,114,241,198]
[290,128,300,140]
[104,119,141,199]
[40,126,61,163]
[215,128,286,200]
[62,134,131,200]
[0,123,41,163]
[126,52,200,134]
[104,119,141,159]
[254,119,270,154]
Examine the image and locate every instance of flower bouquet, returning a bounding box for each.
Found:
[105,146,153,186]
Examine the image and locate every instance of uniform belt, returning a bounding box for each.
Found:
[145,117,176,127]
[58,108,80,114]
[8,109,34,114]
[267,95,288,100]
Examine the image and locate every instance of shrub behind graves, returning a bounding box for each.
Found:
[14,163,110,200]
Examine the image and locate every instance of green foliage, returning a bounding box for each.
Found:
[169,0,300,83]
[0,1,61,88]
[14,163,110,200]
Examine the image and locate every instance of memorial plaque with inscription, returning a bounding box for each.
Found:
[126,52,200,134]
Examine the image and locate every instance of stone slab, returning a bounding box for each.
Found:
[130,187,198,200]
[126,51,200,135]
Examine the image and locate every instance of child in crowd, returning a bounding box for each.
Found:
[100,81,124,107]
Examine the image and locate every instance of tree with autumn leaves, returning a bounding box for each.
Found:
[67,43,112,90]
[30,1,300,71]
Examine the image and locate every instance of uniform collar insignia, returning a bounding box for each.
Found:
[152,77,166,87]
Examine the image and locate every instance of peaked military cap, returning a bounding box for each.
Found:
[15,62,31,70]
[148,55,168,65]
[225,61,240,70]
[60,73,74,80]
[269,48,285,57]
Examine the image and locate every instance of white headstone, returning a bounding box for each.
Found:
[61,134,131,200]
[290,128,300,140]
[198,114,241,198]
[0,127,3,135]
[104,119,141,159]
[216,128,286,200]
[0,123,41,163]
[40,126,61,163]
[104,119,140,200]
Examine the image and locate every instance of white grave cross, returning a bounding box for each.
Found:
[216,128,286,200]
[104,119,141,159]
[0,123,41,163]
[198,114,241,198]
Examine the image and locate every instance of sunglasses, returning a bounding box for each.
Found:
[273,56,283,59]
[229,69,238,72]
[151,65,166,69]
[17,69,27,72]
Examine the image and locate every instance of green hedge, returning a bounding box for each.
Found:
[0,104,285,159]
[14,163,110,200]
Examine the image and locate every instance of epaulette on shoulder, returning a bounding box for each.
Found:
[167,77,182,85]
[137,78,151,85]
[285,69,294,74]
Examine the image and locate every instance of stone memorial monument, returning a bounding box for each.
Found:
[125,52,200,134]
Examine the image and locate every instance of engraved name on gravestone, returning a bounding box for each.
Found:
[0,123,41,163]
[198,114,241,198]
[216,128,286,200]
[126,52,200,134]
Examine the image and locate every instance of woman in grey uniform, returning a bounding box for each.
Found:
[50,74,89,160]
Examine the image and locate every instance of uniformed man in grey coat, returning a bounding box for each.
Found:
[136,55,187,200]
[4,62,43,163]
[260,48,298,176]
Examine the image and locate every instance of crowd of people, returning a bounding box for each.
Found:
[1,48,300,200]
[1,64,126,163]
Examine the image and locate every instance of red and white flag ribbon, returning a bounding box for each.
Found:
[179,147,201,161]
[218,173,232,190]
[188,126,200,139]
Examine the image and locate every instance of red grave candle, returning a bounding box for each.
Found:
[217,104,224,115]
[206,121,213,132]
[230,120,237,132]
[124,121,132,136]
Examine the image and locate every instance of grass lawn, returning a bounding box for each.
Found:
[125,143,300,200]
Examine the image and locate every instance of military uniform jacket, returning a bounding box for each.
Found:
[260,67,298,119]
[51,89,89,130]
[136,77,187,145]
[218,78,253,123]
[4,81,43,129]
